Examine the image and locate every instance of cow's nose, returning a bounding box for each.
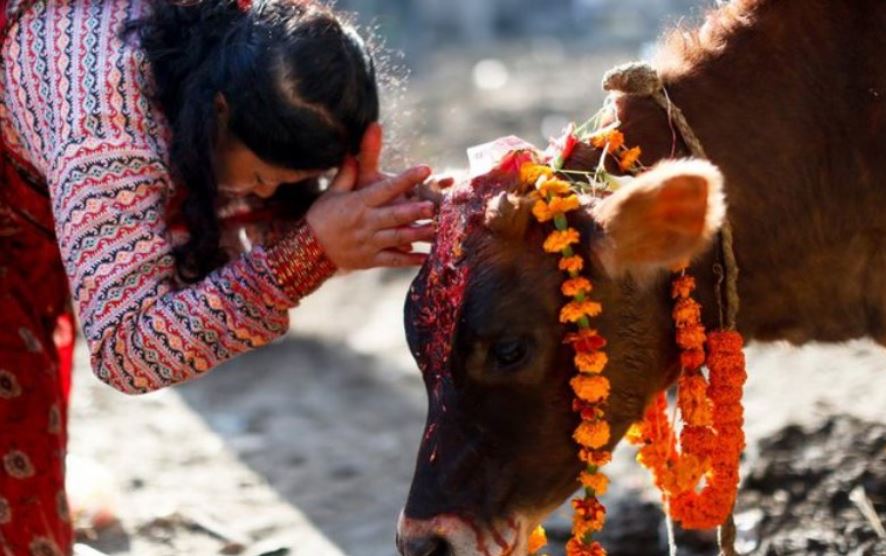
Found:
[400,535,450,556]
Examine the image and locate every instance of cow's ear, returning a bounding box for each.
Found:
[591,159,726,276]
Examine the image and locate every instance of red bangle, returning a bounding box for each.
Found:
[266,220,336,302]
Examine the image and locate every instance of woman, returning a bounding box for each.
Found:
[0,0,437,552]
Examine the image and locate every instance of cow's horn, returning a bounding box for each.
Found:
[484,191,533,238]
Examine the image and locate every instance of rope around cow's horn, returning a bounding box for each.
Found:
[602,61,741,556]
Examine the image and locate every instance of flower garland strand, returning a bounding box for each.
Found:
[627,271,748,529]
[520,121,648,556]
[520,161,613,556]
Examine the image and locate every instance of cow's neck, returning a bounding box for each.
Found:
[619,0,886,345]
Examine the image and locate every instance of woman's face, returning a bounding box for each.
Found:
[214,133,328,199]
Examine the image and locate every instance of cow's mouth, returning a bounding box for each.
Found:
[397,511,539,556]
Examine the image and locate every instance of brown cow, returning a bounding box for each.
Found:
[397,1,886,555]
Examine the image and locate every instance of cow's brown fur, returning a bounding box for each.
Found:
[400,1,886,552]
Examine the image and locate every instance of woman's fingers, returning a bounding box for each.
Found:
[372,201,434,229]
[373,249,427,268]
[328,157,359,193]
[373,224,436,249]
[362,166,432,207]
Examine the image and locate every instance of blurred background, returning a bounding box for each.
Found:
[70,1,886,555]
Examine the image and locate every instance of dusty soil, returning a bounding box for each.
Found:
[69,44,886,556]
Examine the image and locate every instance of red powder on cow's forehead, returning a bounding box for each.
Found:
[410,184,473,382]
[408,144,532,460]
[409,170,523,385]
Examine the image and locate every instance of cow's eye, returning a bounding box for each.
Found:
[490,337,529,369]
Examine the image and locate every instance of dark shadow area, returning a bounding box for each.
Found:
[176,334,427,556]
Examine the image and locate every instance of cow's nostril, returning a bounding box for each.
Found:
[403,535,450,556]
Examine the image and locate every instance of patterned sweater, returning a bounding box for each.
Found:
[0,0,336,394]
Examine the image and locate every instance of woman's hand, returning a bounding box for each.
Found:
[306,157,436,270]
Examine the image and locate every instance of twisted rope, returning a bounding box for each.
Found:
[603,61,740,556]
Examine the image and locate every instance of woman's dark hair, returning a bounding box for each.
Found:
[125,0,379,281]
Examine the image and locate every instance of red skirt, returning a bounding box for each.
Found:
[0,102,74,556]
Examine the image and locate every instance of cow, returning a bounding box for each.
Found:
[395,1,886,555]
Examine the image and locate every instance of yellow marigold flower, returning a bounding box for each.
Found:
[625,423,645,445]
[521,163,554,187]
[538,178,572,198]
[571,375,610,404]
[548,194,581,215]
[590,129,625,154]
[579,471,610,496]
[574,420,611,449]
[532,200,554,223]
[528,526,548,554]
[544,229,581,253]
[619,146,643,171]
[575,351,608,374]
[562,277,592,297]
[560,300,602,323]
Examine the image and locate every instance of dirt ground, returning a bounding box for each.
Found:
[69,45,886,556]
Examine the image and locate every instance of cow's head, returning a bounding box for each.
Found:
[397,156,726,556]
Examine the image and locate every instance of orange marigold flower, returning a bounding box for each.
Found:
[532,200,554,223]
[678,372,713,427]
[575,351,608,374]
[712,402,744,427]
[681,426,715,456]
[560,300,603,323]
[548,194,581,215]
[681,348,705,371]
[656,453,709,497]
[544,228,581,253]
[579,471,610,495]
[672,275,697,299]
[521,163,554,187]
[538,178,572,198]
[566,538,607,556]
[590,128,625,154]
[574,420,610,449]
[676,324,706,351]
[619,146,643,171]
[565,329,607,352]
[562,277,593,297]
[559,256,585,273]
[528,525,548,554]
[673,298,702,327]
[572,497,607,535]
[571,375,611,404]
[579,448,612,467]
[707,330,745,353]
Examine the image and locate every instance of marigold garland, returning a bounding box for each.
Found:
[627,270,748,531]
[519,119,649,556]
[519,160,612,556]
